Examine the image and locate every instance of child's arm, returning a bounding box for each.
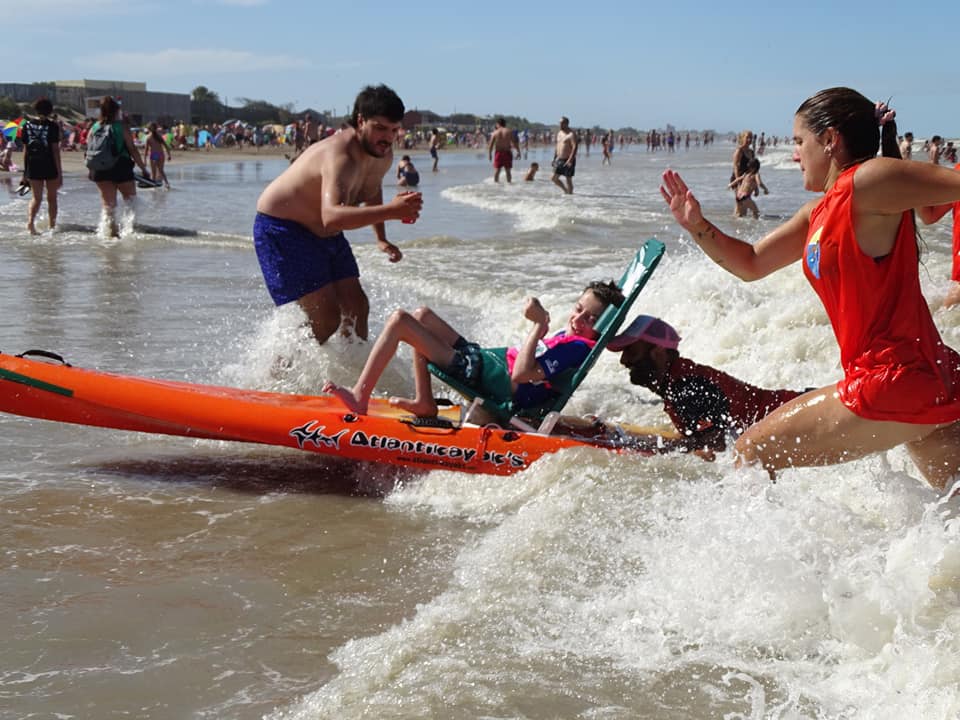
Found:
[511,298,550,384]
[758,173,769,194]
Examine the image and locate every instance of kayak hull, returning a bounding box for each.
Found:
[0,352,658,475]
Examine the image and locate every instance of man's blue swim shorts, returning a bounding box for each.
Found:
[253,212,360,306]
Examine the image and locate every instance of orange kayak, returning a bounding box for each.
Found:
[0,351,668,476]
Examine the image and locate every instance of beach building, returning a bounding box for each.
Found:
[0,79,190,123]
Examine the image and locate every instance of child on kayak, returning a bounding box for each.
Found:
[324,281,624,417]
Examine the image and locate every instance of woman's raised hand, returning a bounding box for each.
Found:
[660,169,705,230]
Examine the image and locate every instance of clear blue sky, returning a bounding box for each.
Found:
[13,0,958,137]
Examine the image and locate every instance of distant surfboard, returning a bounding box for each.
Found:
[135,172,163,189]
[57,222,199,238]
[133,225,198,237]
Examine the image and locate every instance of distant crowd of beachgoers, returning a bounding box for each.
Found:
[1,109,953,168]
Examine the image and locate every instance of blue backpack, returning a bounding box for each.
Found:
[85,123,120,171]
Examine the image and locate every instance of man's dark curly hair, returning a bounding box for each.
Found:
[349,84,404,128]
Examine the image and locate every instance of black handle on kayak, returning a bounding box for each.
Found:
[400,416,456,430]
[16,349,71,367]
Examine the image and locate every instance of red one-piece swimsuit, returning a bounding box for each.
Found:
[803,164,960,424]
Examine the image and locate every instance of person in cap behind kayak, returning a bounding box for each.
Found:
[608,315,805,455]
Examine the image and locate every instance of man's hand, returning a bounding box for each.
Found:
[389,190,422,222]
[378,239,403,263]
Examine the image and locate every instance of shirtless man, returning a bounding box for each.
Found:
[488,118,521,183]
[254,84,422,345]
[303,113,319,146]
[551,116,578,194]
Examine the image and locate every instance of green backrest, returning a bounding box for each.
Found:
[540,237,665,418]
[429,238,665,425]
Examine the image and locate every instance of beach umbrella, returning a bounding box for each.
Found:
[2,117,24,141]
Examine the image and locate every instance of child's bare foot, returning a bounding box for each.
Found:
[323,381,367,414]
[26,222,37,235]
[389,396,438,417]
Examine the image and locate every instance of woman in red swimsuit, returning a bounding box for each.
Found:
[659,87,960,489]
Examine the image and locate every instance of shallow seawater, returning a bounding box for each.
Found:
[2,142,960,719]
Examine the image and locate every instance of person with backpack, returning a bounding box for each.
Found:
[86,96,148,237]
[21,97,63,234]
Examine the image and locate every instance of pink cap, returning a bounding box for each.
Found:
[607,315,681,351]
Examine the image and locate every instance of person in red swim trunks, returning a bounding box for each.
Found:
[659,87,960,489]
[917,162,960,309]
[488,118,521,183]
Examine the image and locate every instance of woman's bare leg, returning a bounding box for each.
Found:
[117,180,137,203]
[943,282,960,309]
[735,385,949,487]
[26,181,43,234]
[44,179,58,229]
[95,181,119,236]
[907,422,960,490]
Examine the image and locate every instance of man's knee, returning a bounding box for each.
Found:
[297,289,341,343]
[337,283,369,318]
[304,312,340,344]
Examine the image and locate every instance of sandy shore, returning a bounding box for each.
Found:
[46,142,488,178]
